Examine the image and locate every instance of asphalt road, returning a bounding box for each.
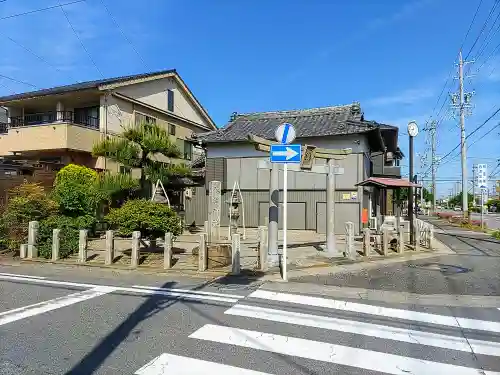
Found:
[1,262,500,374]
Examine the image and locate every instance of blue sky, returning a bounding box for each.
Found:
[0,0,499,198]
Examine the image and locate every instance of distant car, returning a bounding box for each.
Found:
[453,206,462,211]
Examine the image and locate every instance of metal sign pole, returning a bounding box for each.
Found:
[481,191,484,229]
[282,163,288,281]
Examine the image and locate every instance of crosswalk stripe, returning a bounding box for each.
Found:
[225,304,500,357]
[134,353,273,375]
[190,324,500,375]
[0,286,115,326]
[249,289,500,333]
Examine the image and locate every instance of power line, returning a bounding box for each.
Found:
[464,0,499,60]
[58,2,104,78]
[98,0,146,66]
[424,105,500,175]
[0,33,78,81]
[0,74,37,89]
[0,0,85,21]
[460,0,484,52]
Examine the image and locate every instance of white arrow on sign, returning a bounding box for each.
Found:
[272,147,299,160]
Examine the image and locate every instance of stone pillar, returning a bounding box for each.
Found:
[27,221,39,259]
[397,225,404,253]
[20,244,27,259]
[203,220,209,237]
[78,229,88,263]
[164,232,172,269]
[198,233,207,271]
[428,225,434,249]
[231,233,241,275]
[208,181,221,242]
[382,227,389,256]
[344,222,356,260]
[52,229,60,261]
[362,228,371,256]
[131,231,141,268]
[105,230,114,265]
[258,225,268,271]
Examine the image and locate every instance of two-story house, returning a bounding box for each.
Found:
[0,69,216,178]
[185,102,403,234]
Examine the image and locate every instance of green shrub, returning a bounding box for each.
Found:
[2,183,58,250]
[37,215,97,259]
[51,164,99,217]
[105,199,182,239]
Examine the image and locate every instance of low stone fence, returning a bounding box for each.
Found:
[18,221,267,274]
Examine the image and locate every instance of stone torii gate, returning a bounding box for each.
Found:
[247,134,352,266]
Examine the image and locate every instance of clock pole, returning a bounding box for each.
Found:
[407,121,418,246]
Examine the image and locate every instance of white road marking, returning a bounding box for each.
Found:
[132,285,244,300]
[0,272,46,279]
[190,324,500,375]
[135,353,272,375]
[0,274,240,304]
[225,304,500,357]
[249,289,500,333]
[0,286,115,326]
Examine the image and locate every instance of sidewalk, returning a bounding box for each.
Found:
[284,216,500,297]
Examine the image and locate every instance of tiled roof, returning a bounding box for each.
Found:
[356,177,420,188]
[195,103,380,143]
[0,69,176,102]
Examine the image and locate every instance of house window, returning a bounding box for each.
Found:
[120,166,132,175]
[135,112,156,125]
[167,89,174,112]
[184,141,192,160]
[169,123,176,136]
[175,139,193,160]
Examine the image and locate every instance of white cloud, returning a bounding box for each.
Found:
[365,88,435,106]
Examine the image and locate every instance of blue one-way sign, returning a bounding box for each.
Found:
[270,144,301,163]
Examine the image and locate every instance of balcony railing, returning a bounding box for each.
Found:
[8,111,99,130]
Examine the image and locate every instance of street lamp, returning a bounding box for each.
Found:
[408,121,418,246]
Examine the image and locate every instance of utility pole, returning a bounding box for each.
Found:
[452,51,474,218]
[430,120,437,213]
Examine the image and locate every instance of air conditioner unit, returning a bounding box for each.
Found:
[369,217,377,230]
[184,188,193,199]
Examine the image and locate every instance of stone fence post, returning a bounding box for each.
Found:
[362,228,371,256]
[198,233,207,271]
[78,229,88,263]
[344,222,356,260]
[382,227,389,256]
[131,231,141,268]
[258,225,268,271]
[105,230,114,265]
[52,229,60,261]
[231,233,241,275]
[397,224,404,253]
[27,220,39,259]
[164,232,172,269]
